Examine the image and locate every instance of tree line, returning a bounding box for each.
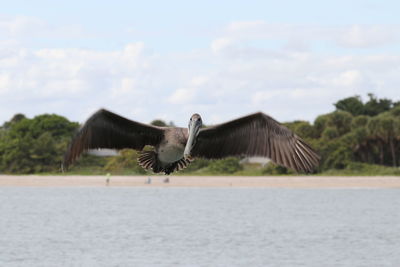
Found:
[0,93,399,175]
[284,94,400,171]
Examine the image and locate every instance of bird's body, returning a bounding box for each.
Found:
[150,127,190,173]
[158,141,185,164]
[157,128,187,163]
[64,109,320,174]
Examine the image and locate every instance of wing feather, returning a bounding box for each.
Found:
[192,112,320,173]
[63,109,164,168]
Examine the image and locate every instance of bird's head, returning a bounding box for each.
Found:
[184,113,202,160]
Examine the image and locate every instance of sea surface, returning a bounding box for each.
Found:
[0,187,399,267]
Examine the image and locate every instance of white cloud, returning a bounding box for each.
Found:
[332,70,363,87]
[0,73,11,94]
[1,17,400,127]
[0,15,45,37]
[112,78,136,96]
[211,37,233,53]
[212,20,400,53]
[190,76,208,87]
[228,20,266,32]
[0,39,153,123]
[0,15,84,42]
[336,25,400,48]
[167,88,197,104]
[251,90,282,105]
[123,42,144,56]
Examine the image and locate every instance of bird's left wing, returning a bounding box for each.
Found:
[191,112,320,173]
[63,109,164,169]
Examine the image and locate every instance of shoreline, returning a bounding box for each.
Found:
[1,175,400,188]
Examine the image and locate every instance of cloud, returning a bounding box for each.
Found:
[167,88,197,104]
[0,15,45,37]
[0,73,11,94]
[0,15,85,43]
[336,25,400,48]
[251,90,282,105]
[212,20,400,51]
[228,20,266,31]
[332,70,364,87]
[111,78,137,97]
[1,17,400,127]
[0,41,151,121]
[211,37,233,53]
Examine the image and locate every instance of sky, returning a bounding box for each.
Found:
[1,0,400,126]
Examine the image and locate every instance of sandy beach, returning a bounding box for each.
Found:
[0,175,399,188]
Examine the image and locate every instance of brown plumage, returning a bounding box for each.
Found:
[63,109,320,174]
[192,112,320,173]
[63,109,164,168]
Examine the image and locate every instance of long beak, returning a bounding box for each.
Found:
[184,121,199,160]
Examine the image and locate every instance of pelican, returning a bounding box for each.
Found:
[63,109,320,174]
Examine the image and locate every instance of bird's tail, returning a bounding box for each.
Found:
[138,151,160,172]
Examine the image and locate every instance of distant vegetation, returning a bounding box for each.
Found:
[0,94,399,175]
[0,113,78,173]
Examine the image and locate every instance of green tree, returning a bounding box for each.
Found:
[326,111,352,135]
[2,113,27,129]
[323,143,353,169]
[285,121,316,139]
[0,114,78,174]
[150,119,167,127]
[390,105,400,117]
[351,115,369,129]
[334,96,364,116]
[322,127,339,140]
[314,114,330,138]
[364,93,392,116]
[367,116,388,165]
[371,114,398,166]
[349,121,370,163]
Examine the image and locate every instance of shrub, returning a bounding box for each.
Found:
[261,162,294,175]
[207,157,243,174]
[104,149,146,174]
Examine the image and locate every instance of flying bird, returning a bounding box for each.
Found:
[63,109,320,174]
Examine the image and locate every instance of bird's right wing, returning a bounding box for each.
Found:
[63,109,164,168]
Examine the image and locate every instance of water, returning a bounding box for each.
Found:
[0,187,399,267]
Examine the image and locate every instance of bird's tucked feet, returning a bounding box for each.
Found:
[163,158,192,175]
[163,163,177,175]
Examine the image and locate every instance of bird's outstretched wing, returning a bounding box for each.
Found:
[63,109,164,168]
[191,112,320,173]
